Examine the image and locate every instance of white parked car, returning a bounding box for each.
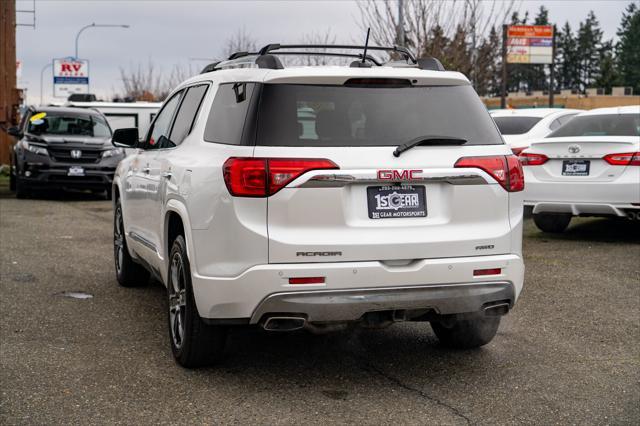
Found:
[520,105,640,233]
[490,108,582,154]
[111,44,525,367]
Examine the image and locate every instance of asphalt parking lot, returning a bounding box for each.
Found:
[0,185,638,425]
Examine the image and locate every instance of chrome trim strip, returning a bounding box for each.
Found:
[128,231,158,253]
[297,173,488,188]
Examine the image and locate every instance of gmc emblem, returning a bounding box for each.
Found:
[377,169,422,180]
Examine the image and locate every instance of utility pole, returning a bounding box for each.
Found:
[1,0,20,165]
[396,0,405,47]
[549,27,556,107]
[469,0,477,89]
[501,25,508,109]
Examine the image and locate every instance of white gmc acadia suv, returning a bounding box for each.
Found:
[111,44,525,368]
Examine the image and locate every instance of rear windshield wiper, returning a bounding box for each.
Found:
[393,135,467,157]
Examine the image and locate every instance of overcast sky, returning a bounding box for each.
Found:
[16,0,632,104]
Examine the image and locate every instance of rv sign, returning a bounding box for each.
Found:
[53,58,89,97]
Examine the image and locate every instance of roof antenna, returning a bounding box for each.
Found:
[351,27,373,68]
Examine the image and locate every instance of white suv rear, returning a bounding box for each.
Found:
[111,45,525,367]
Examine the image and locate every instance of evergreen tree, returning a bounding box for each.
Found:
[595,40,619,93]
[576,11,604,92]
[616,3,640,93]
[556,22,580,91]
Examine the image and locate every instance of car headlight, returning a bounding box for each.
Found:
[23,141,48,156]
[102,148,125,158]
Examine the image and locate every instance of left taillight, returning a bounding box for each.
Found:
[223,157,338,197]
[603,152,640,166]
[454,155,524,192]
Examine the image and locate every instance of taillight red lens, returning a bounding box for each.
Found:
[603,152,640,166]
[454,155,524,192]
[518,152,549,166]
[223,157,338,197]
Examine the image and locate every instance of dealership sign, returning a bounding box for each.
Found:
[506,25,553,64]
[53,58,89,97]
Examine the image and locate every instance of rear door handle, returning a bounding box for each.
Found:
[161,171,172,179]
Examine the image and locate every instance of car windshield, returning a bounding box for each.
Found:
[548,113,640,137]
[27,112,111,137]
[255,84,503,146]
[492,116,542,135]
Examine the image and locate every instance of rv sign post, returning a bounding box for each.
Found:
[53,57,90,98]
[500,25,556,108]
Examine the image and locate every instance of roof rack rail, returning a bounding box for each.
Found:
[200,43,444,73]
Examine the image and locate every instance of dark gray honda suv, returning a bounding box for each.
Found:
[7,106,124,199]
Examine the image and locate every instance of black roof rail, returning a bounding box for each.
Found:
[200,44,446,73]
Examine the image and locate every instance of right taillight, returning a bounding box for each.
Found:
[603,152,640,166]
[223,157,338,197]
[454,155,524,192]
[519,152,549,166]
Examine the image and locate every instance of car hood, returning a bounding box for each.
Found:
[27,134,111,148]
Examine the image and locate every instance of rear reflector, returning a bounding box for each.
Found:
[288,277,325,285]
[474,268,502,276]
[603,152,640,166]
[223,157,338,197]
[518,152,549,166]
[455,155,524,192]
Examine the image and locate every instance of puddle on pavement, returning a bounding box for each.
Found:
[54,291,94,300]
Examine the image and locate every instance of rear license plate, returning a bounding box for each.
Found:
[68,166,85,176]
[562,160,590,176]
[367,185,426,219]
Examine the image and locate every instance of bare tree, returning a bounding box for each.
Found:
[357,0,519,61]
[119,62,197,101]
[221,27,258,59]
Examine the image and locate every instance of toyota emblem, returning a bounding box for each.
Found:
[70,149,82,159]
[568,145,581,154]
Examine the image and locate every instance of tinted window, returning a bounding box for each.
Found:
[548,114,640,137]
[27,112,111,137]
[549,118,562,131]
[493,116,542,135]
[146,91,183,149]
[170,85,209,146]
[204,83,256,145]
[256,84,502,146]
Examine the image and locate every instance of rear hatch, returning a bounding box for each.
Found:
[246,79,520,263]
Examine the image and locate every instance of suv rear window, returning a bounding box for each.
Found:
[547,114,640,137]
[493,116,542,135]
[255,84,502,146]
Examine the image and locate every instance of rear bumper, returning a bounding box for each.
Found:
[527,201,639,217]
[191,253,524,320]
[249,282,514,324]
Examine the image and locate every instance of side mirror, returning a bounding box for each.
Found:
[112,128,139,148]
[7,127,22,138]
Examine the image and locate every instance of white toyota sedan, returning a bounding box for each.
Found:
[520,106,640,233]
[490,108,582,154]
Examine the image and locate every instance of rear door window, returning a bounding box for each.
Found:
[169,84,209,146]
[255,84,502,146]
[204,83,256,145]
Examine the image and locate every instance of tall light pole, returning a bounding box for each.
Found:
[75,23,129,58]
[40,62,52,105]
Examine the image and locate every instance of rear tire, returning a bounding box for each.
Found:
[533,213,572,233]
[431,316,500,349]
[168,235,227,368]
[114,200,149,287]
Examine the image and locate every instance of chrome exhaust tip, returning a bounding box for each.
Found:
[483,303,510,317]
[262,316,306,331]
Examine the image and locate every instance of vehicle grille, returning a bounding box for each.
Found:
[47,146,102,163]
